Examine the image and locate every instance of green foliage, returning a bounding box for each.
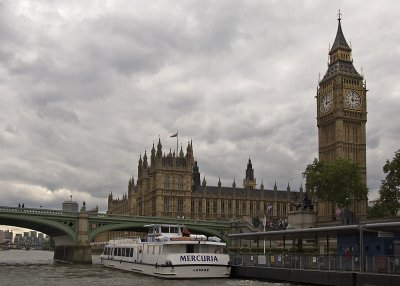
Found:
[303,158,367,207]
[367,202,386,218]
[369,149,400,218]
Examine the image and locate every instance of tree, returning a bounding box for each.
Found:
[369,149,400,217]
[303,158,367,208]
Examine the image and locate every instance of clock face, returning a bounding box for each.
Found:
[345,90,361,109]
[320,93,333,113]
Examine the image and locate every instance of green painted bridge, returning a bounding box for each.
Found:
[0,206,234,263]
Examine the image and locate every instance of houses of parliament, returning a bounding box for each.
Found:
[107,14,368,224]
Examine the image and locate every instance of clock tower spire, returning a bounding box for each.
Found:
[316,12,368,221]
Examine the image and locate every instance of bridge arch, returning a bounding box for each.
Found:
[88,215,231,243]
[0,207,77,242]
[1,207,236,263]
[89,221,149,241]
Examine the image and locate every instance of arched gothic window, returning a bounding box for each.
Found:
[164,175,170,189]
[178,176,184,189]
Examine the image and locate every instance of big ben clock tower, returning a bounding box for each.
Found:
[316,12,368,221]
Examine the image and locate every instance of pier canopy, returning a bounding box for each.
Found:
[229,221,400,241]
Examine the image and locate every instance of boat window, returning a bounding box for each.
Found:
[122,248,126,257]
[186,244,194,253]
[161,226,169,233]
[114,248,118,256]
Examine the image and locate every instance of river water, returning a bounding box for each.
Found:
[0,250,295,286]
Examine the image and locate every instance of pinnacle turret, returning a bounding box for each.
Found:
[156,138,162,158]
[329,11,351,54]
[321,12,362,83]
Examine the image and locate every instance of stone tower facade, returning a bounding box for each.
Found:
[316,14,368,221]
[243,158,257,189]
[128,139,194,217]
[108,138,298,224]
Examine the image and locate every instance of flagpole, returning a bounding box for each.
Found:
[170,132,179,153]
[263,215,266,254]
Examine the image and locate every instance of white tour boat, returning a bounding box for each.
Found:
[99,224,231,279]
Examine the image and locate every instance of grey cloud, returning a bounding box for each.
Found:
[1,0,399,212]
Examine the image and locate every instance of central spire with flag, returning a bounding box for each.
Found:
[170,131,178,153]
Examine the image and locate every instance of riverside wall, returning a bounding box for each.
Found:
[231,265,400,286]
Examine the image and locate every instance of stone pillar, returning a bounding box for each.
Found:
[53,213,92,264]
[287,210,316,229]
[74,212,92,264]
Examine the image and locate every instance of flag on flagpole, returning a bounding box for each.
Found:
[170,132,178,138]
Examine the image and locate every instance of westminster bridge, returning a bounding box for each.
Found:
[0,205,237,264]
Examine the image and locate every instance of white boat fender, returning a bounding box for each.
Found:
[190,234,207,241]
[207,236,221,242]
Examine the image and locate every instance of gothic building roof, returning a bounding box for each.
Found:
[329,18,351,54]
[321,17,362,84]
[191,185,291,199]
[322,60,362,82]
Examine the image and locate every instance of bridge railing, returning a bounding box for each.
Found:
[88,213,232,227]
[230,253,400,274]
[1,205,233,229]
[0,206,77,216]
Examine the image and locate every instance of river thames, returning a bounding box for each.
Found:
[0,250,297,286]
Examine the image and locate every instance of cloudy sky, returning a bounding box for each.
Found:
[1,0,399,214]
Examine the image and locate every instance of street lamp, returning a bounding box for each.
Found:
[345,197,350,224]
[262,215,267,254]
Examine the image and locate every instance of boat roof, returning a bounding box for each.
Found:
[144,224,184,228]
[106,237,141,245]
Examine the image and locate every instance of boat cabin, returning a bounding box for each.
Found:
[145,224,183,242]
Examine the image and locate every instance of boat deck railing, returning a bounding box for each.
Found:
[230,253,400,275]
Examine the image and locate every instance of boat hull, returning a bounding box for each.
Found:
[101,257,231,279]
[99,224,231,279]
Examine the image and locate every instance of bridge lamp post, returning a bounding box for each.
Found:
[262,215,267,254]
